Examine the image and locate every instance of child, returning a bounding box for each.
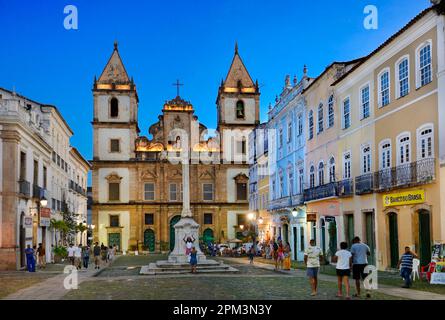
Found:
[190,246,198,273]
[397,246,418,288]
[333,242,352,299]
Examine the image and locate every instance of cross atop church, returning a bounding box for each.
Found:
[172,79,184,97]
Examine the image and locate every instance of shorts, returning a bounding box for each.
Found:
[336,269,351,277]
[306,267,319,278]
[352,264,368,280]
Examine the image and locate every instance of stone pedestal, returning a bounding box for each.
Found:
[167,217,206,264]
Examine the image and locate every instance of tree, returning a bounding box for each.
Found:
[50,218,68,246]
[60,200,79,244]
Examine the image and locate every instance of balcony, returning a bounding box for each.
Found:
[268,196,292,211]
[291,194,304,206]
[355,173,374,195]
[303,182,337,202]
[337,179,354,197]
[374,158,435,192]
[69,180,75,192]
[32,184,43,199]
[18,180,31,197]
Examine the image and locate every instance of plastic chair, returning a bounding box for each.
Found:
[420,261,436,282]
[411,258,420,281]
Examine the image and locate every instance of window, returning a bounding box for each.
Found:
[278,171,284,197]
[343,152,351,179]
[329,157,336,182]
[109,183,120,201]
[43,166,47,189]
[236,182,247,201]
[169,183,178,201]
[110,97,119,118]
[57,155,60,166]
[308,110,314,140]
[379,70,390,107]
[418,43,432,87]
[397,134,411,165]
[318,162,324,186]
[204,213,213,225]
[380,141,391,169]
[397,58,409,98]
[272,180,276,199]
[236,100,245,119]
[203,183,214,201]
[109,215,119,227]
[361,85,370,119]
[144,183,155,200]
[279,127,283,148]
[110,139,120,153]
[287,121,292,142]
[297,114,303,136]
[418,125,433,159]
[52,198,56,210]
[343,97,351,129]
[317,103,324,133]
[298,168,304,194]
[361,145,371,174]
[288,167,294,196]
[236,139,246,155]
[52,151,56,162]
[328,95,334,128]
[309,165,315,188]
[144,213,154,225]
[33,160,38,185]
[20,152,26,180]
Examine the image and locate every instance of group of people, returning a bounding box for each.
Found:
[25,242,117,272]
[304,237,372,299]
[266,240,292,270]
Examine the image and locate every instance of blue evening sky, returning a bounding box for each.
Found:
[0,0,431,163]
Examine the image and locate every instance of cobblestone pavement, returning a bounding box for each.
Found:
[4,255,444,300]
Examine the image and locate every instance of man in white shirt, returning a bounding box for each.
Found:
[67,243,75,266]
[73,244,82,270]
[304,239,324,296]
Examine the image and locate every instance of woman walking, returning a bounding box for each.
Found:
[190,246,198,273]
[277,241,285,270]
[283,241,291,270]
[332,242,353,299]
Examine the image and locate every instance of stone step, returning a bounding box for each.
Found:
[139,261,239,275]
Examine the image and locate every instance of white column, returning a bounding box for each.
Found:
[181,161,192,218]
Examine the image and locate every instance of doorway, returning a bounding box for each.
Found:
[19,212,26,268]
[108,233,121,251]
[328,220,337,259]
[388,212,399,268]
[293,227,297,260]
[283,224,289,243]
[364,211,376,266]
[320,219,326,256]
[143,229,155,252]
[418,210,431,266]
[169,215,181,251]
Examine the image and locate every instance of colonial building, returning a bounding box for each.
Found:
[91,43,260,252]
[0,87,89,270]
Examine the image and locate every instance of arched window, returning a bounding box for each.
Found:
[328,95,334,128]
[329,157,336,182]
[397,133,411,166]
[278,169,284,198]
[380,140,392,170]
[318,103,324,133]
[110,97,119,118]
[309,165,315,188]
[417,125,434,159]
[361,145,372,174]
[318,162,324,186]
[288,164,294,196]
[236,100,245,119]
[308,110,314,140]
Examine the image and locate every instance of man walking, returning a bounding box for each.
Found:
[25,244,35,272]
[304,239,323,296]
[82,245,90,269]
[37,243,46,269]
[397,246,418,288]
[350,236,371,298]
[74,243,82,270]
[93,242,101,269]
[67,243,75,265]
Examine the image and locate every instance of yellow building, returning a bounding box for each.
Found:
[333,6,445,269]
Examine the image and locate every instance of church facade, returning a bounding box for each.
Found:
[91,43,260,252]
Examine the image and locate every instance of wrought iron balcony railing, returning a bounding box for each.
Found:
[18,180,31,197]
[337,179,354,197]
[32,184,43,199]
[303,182,338,202]
[268,196,292,211]
[374,158,435,192]
[355,173,374,195]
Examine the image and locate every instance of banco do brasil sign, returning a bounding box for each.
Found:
[383,189,425,207]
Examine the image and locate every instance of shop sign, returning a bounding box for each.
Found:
[383,190,425,207]
[430,272,445,285]
[23,216,33,228]
[39,208,51,227]
[306,213,317,221]
[324,216,336,222]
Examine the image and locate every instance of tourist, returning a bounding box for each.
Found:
[67,243,75,266]
[32,245,38,267]
[265,242,271,259]
[82,245,90,269]
[93,242,101,269]
[190,246,198,273]
[277,241,285,270]
[273,241,279,270]
[102,245,108,263]
[333,242,352,299]
[397,246,418,288]
[248,245,255,264]
[108,245,115,262]
[184,236,195,261]
[283,241,291,270]
[25,244,35,272]
[37,243,46,269]
[73,243,82,270]
[350,236,371,298]
[304,239,323,296]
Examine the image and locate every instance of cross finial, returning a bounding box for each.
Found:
[235,41,238,54]
[172,79,184,97]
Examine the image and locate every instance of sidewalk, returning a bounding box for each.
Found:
[221,257,445,300]
[3,260,111,300]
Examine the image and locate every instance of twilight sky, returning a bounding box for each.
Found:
[0,0,431,162]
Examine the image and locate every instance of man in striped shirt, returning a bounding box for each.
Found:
[397,246,418,288]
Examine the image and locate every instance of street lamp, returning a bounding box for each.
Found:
[40,197,48,208]
[258,217,264,224]
[291,208,298,218]
[239,224,244,230]
[247,212,255,221]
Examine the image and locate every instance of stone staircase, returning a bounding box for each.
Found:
[140,259,238,275]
